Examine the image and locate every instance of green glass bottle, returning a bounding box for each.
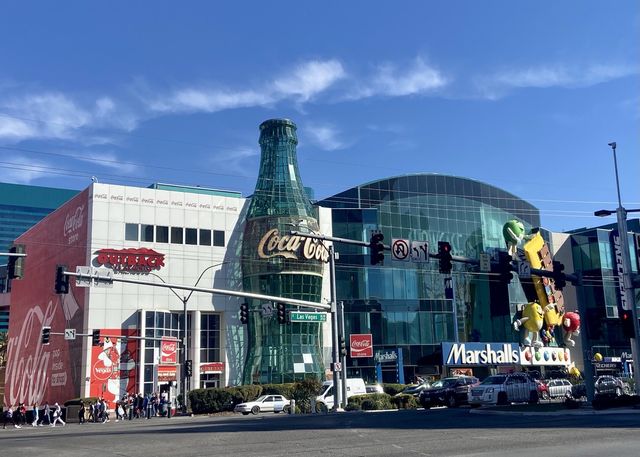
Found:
[241,119,326,384]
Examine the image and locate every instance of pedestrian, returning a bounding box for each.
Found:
[78,401,86,424]
[2,407,15,429]
[15,403,26,427]
[145,394,153,419]
[51,402,65,427]
[101,398,110,423]
[31,404,39,427]
[88,402,96,423]
[40,402,51,426]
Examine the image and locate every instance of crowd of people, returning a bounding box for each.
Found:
[2,391,172,430]
[2,402,65,429]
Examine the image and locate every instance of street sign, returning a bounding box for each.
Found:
[75,266,92,287]
[391,238,410,261]
[479,253,491,272]
[410,241,429,262]
[64,328,76,340]
[261,302,274,318]
[289,311,327,322]
[516,260,531,279]
[331,362,342,372]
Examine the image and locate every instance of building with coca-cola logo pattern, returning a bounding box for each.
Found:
[4,182,309,407]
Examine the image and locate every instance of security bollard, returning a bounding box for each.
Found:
[289,399,295,415]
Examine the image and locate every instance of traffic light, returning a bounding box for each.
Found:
[185,359,193,377]
[239,303,249,325]
[339,337,347,357]
[552,260,566,290]
[41,327,51,345]
[620,309,636,339]
[370,232,385,265]
[438,241,453,274]
[7,244,25,279]
[92,329,101,346]
[54,265,69,294]
[276,302,288,324]
[497,251,514,283]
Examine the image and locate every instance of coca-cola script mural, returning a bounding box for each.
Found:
[349,334,373,358]
[4,190,89,407]
[89,330,138,408]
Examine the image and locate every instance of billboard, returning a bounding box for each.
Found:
[89,330,138,407]
[160,337,178,364]
[4,190,89,407]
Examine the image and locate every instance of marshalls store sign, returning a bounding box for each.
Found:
[442,342,521,365]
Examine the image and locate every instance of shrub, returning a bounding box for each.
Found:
[260,383,296,399]
[189,388,236,414]
[292,377,323,413]
[381,383,406,397]
[392,394,419,409]
[347,393,393,411]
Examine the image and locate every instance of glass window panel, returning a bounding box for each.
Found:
[156,226,169,243]
[199,229,212,246]
[171,227,183,244]
[125,223,139,241]
[213,230,225,247]
[186,228,197,245]
[141,224,154,242]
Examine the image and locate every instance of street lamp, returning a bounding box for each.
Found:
[594,141,640,395]
[287,221,344,411]
[150,261,229,414]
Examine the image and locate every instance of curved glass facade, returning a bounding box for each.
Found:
[318,174,540,381]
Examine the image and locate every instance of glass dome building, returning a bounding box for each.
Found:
[317,174,541,382]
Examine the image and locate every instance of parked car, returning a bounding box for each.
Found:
[419,376,479,409]
[234,395,290,415]
[535,379,549,400]
[571,375,627,399]
[546,379,573,398]
[468,373,539,406]
[395,381,431,397]
[316,378,367,410]
[365,384,384,394]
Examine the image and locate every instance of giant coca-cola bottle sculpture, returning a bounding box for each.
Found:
[241,118,326,384]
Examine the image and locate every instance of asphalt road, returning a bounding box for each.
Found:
[1,407,639,457]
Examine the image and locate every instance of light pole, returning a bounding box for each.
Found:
[594,141,640,395]
[149,262,228,414]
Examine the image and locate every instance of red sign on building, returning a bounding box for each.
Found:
[160,337,178,364]
[158,365,178,382]
[350,334,373,358]
[96,248,165,272]
[200,362,225,374]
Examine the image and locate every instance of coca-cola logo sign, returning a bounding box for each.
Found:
[64,205,85,244]
[96,248,165,272]
[350,334,373,358]
[257,228,329,263]
[160,337,178,364]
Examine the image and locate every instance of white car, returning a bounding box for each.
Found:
[546,379,573,398]
[234,395,290,415]
[468,373,539,406]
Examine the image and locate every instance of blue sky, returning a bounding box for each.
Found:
[0,1,638,232]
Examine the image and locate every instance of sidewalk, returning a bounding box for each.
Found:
[470,405,640,416]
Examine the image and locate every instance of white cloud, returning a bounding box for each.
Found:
[0,92,141,142]
[149,59,346,114]
[0,155,50,184]
[304,123,347,151]
[347,57,448,100]
[75,151,139,174]
[477,63,639,99]
[272,60,346,102]
[209,145,259,175]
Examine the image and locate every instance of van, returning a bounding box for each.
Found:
[316,378,367,410]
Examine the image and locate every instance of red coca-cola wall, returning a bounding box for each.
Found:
[4,189,89,407]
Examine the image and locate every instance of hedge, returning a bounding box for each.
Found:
[188,378,323,414]
[391,394,419,409]
[345,393,394,411]
[381,383,406,397]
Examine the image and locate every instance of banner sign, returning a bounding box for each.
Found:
[350,334,373,358]
[610,230,630,311]
[160,337,178,364]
